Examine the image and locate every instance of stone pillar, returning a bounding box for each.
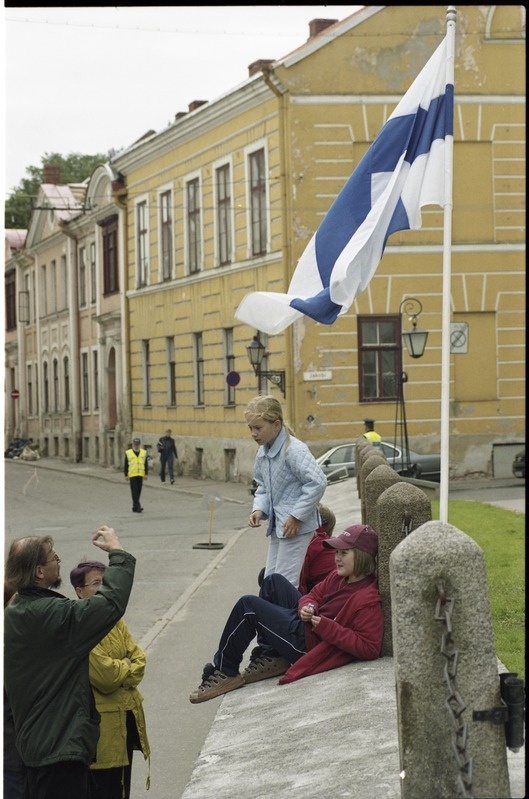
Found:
[390,521,511,799]
[364,463,401,532]
[355,436,371,497]
[376,482,432,656]
[359,451,386,523]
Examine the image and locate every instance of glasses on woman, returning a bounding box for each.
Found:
[83,579,103,588]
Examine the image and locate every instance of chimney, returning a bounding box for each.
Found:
[308,19,338,39]
[188,100,207,112]
[43,164,61,185]
[174,111,187,121]
[248,59,274,77]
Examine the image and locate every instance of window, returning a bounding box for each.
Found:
[249,148,267,256]
[82,352,89,411]
[93,350,99,410]
[50,260,57,314]
[102,215,119,295]
[60,255,68,310]
[194,333,204,406]
[40,265,47,317]
[216,164,232,265]
[136,200,149,287]
[25,273,32,323]
[166,336,176,407]
[90,242,96,304]
[63,356,70,411]
[27,364,33,416]
[160,190,174,280]
[358,316,401,402]
[78,247,87,307]
[5,272,16,330]
[142,340,151,406]
[224,328,235,406]
[186,177,201,274]
[53,358,59,412]
[43,361,49,413]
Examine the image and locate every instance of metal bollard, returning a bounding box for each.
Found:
[500,672,525,753]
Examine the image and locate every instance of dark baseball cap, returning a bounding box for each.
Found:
[132,437,141,444]
[322,524,378,557]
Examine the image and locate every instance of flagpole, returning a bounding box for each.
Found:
[439,6,456,523]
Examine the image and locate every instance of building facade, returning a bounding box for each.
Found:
[4,6,525,481]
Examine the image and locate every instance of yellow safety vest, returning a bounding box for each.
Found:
[363,431,382,445]
[126,448,147,477]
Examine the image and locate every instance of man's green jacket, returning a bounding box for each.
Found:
[4,549,136,767]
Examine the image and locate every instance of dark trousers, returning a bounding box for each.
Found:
[4,768,27,799]
[160,453,174,482]
[213,573,307,676]
[25,761,90,799]
[129,477,143,511]
[90,712,137,799]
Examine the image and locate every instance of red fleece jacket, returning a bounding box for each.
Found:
[278,571,383,684]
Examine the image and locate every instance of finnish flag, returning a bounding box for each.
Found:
[235,37,454,336]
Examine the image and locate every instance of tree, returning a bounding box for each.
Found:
[4,152,107,230]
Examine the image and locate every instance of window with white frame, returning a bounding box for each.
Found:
[79,247,87,307]
[358,316,401,402]
[193,333,204,406]
[27,364,33,416]
[81,352,89,411]
[53,357,59,412]
[60,255,68,311]
[215,163,232,265]
[248,147,268,256]
[102,215,119,295]
[40,265,47,317]
[142,340,151,405]
[160,188,174,281]
[186,176,201,274]
[43,361,49,412]
[136,199,149,287]
[63,356,70,411]
[90,242,96,304]
[224,327,235,406]
[92,349,99,410]
[166,336,176,407]
[50,260,57,314]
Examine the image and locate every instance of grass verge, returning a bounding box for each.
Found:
[431,499,525,680]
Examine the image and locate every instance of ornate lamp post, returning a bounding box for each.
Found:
[395,298,428,475]
[246,335,286,398]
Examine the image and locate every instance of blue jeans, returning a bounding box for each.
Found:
[213,573,307,676]
[160,453,174,482]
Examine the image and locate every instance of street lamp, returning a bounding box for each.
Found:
[246,334,286,397]
[393,298,428,476]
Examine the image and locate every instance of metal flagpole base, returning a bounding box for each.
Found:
[192,542,224,550]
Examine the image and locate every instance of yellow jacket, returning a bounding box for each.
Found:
[125,448,147,477]
[88,619,150,775]
[363,431,382,445]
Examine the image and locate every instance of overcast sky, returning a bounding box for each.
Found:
[3,6,361,197]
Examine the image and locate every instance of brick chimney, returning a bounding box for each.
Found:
[308,19,338,39]
[43,164,61,185]
[248,59,274,77]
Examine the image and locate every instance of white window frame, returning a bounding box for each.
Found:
[135,194,150,288]
[244,140,270,259]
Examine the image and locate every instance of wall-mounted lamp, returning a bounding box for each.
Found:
[400,297,429,359]
[246,335,286,398]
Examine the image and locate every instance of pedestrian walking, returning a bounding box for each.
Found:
[157,428,178,484]
[246,395,327,588]
[3,526,135,799]
[189,524,383,703]
[70,561,151,798]
[124,438,148,512]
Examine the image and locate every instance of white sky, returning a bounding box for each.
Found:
[3,5,361,197]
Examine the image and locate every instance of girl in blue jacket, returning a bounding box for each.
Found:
[246,395,327,588]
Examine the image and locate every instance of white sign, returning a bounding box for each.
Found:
[450,322,468,354]
[303,371,332,381]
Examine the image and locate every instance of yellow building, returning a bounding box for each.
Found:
[111,5,524,482]
[5,7,524,481]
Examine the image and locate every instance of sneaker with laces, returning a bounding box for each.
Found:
[243,654,290,684]
[189,663,244,704]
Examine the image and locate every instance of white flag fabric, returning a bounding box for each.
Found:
[235,37,454,335]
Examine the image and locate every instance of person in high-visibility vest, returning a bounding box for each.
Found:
[363,418,382,447]
[124,438,148,512]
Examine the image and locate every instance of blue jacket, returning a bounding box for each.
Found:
[252,426,326,538]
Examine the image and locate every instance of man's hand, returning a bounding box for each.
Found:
[249,510,263,528]
[92,525,124,552]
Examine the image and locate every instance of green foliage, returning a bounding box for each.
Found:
[5,152,106,230]
[431,499,525,679]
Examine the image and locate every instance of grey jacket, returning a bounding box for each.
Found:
[252,426,326,538]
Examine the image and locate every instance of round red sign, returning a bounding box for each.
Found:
[10,389,20,399]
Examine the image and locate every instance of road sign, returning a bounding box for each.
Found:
[10,389,20,399]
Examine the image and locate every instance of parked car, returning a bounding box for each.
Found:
[512,449,525,479]
[316,441,441,483]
